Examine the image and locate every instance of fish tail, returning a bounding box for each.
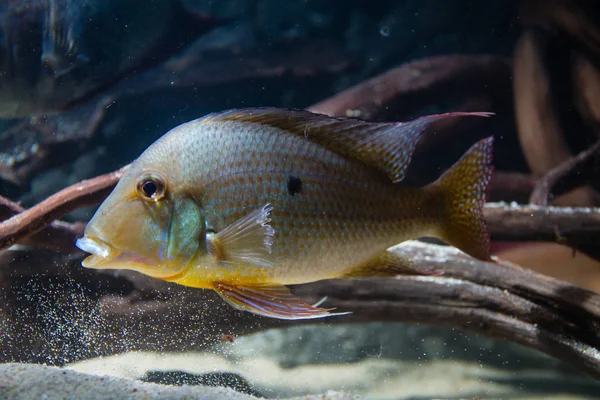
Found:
[432,136,494,261]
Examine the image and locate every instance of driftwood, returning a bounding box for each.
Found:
[0,197,85,254]
[514,0,600,207]
[530,141,600,206]
[526,140,600,261]
[513,29,572,177]
[2,240,600,381]
[485,203,600,260]
[0,165,599,379]
[0,167,126,252]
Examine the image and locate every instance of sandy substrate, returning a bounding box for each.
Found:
[4,323,598,400]
[66,350,600,399]
[0,363,359,400]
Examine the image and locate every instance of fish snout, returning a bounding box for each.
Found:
[75,235,116,268]
[75,232,166,275]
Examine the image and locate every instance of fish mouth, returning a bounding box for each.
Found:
[75,236,115,268]
[75,235,163,273]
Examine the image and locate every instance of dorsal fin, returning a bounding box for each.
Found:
[203,107,493,183]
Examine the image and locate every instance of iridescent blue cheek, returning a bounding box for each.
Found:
[166,197,203,267]
[156,230,169,263]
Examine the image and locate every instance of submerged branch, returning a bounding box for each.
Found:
[484,202,600,260]
[0,196,86,253]
[307,54,514,161]
[530,140,600,206]
[0,167,127,251]
[2,241,599,380]
[294,241,600,379]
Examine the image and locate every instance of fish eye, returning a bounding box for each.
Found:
[136,172,167,202]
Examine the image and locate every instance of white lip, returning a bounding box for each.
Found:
[76,236,116,269]
[76,236,111,258]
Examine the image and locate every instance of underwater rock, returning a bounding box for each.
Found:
[217,323,557,370]
[0,0,224,118]
[0,363,359,400]
[141,370,262,397]
[66,344,600,399]
[0,97,114,194]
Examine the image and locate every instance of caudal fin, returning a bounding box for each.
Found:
[433,136,494,261]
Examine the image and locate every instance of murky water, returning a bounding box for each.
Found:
[1,1,600,399]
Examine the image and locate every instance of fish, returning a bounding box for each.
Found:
[75,107,494,320]
[0,0,225,118]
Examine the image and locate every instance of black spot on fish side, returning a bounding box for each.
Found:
[287,175,303,196]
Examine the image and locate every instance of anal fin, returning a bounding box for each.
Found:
[342,251,443,278]
[212,282,350,320]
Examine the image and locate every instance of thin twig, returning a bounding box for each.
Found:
[0,167,128,251]
[0,196,86,253]
[530,140,600,206]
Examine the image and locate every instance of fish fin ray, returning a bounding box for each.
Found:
[351,112,494,183]
[212,282,350,320]
[433,136,494,261]
[207,203,275,269]
[342,251,442,278]
[203,108,493,183]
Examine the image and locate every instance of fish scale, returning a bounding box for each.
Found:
[76,107,494,319]
[178,123,443,283]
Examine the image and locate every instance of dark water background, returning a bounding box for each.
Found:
[2,1,600,399]
[2,0,522,215]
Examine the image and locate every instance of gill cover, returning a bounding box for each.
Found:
[164,196,203,269]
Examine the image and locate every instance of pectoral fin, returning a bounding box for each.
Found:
[342,251,442,278]
[212,282,351,320]
[207,204,275,269]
